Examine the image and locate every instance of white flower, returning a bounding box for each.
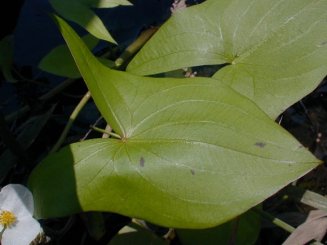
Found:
[171,0,187,14]
[0,184,42,245]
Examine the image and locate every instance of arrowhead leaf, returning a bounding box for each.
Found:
[29,16,320,228]
[127,0,327,118]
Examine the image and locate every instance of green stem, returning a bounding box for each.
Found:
[90,126,121,139]
[49,91,91,153]
[253,207,295,233]
[253,207,323,245]
[287,186,327,213]
[115,27,158,68]
[254,198,324,245]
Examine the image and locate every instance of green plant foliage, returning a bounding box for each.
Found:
[127,0,327,119]
[38,33,115,78]
[50,0,132,43]
[176,210,260,245]
[28,16,320,228]
[39,34,99,78]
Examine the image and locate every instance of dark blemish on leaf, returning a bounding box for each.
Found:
[139,157,145,167]
[317,40,327,47]
[191,169,195,175]
[255,142,266,148]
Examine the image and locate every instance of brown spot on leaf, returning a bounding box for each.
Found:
[255,142,266,148]
[139,157,145,167]
[191,169,195,175]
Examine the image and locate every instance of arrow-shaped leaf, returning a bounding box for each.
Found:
[127,0,327,118]
[29,16,320,228]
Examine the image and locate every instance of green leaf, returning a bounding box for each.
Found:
[39,34,99,78]
[50,0,131,43]
[28,16,320,228]
[109,223,168,245]
[127,0,327,118]
[177,210,260,245]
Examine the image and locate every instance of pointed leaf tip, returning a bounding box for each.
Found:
[29,16,320,228]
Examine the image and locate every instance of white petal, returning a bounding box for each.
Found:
[0,184,34,217]
[1,216,42,245]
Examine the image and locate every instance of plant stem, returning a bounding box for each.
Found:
[253,207,295,233]
[90,126,121,139]
[287,186,327,213]
[49,91,91,153]
[254,201,324,245]
[101,124,112,139]
[115,27,158,68]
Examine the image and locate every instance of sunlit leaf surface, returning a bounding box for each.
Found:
[127,0,327,118]
[29,16,320,228]
[39,34,99,78]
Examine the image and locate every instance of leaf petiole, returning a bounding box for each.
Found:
[90,126,121,139]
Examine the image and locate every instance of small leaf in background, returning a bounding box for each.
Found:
[49,0,132,43]
[177,210,260,245]
[283,209,327,245]
[13,0,171,71]
[28,16,320,228]
[127,0,327,119]
[39,34,99,78]
[109,223,168,245]
[0,36,16,82]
